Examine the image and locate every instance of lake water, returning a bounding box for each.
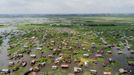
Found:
[0,17,52,25]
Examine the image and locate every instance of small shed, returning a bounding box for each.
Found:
[61,64,69,68]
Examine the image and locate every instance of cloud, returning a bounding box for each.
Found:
[0,0,134,14]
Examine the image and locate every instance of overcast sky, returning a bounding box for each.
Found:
[0,0,134,14]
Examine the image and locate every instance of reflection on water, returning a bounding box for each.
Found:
[112,47,134,75]
[0,36,10,67]
[0,27,16,67]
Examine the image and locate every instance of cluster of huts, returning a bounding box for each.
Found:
[1,28,134,75]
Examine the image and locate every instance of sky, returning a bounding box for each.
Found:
[0,0,134,14]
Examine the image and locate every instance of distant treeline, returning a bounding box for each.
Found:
[0,14,134,18]
[82,24,117,26]
[28,23,134,29]
[52,25,75,27]
[0,36,2,45]
[28,23,73,27]
[28,23,49,26]
[0,25,4,26]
